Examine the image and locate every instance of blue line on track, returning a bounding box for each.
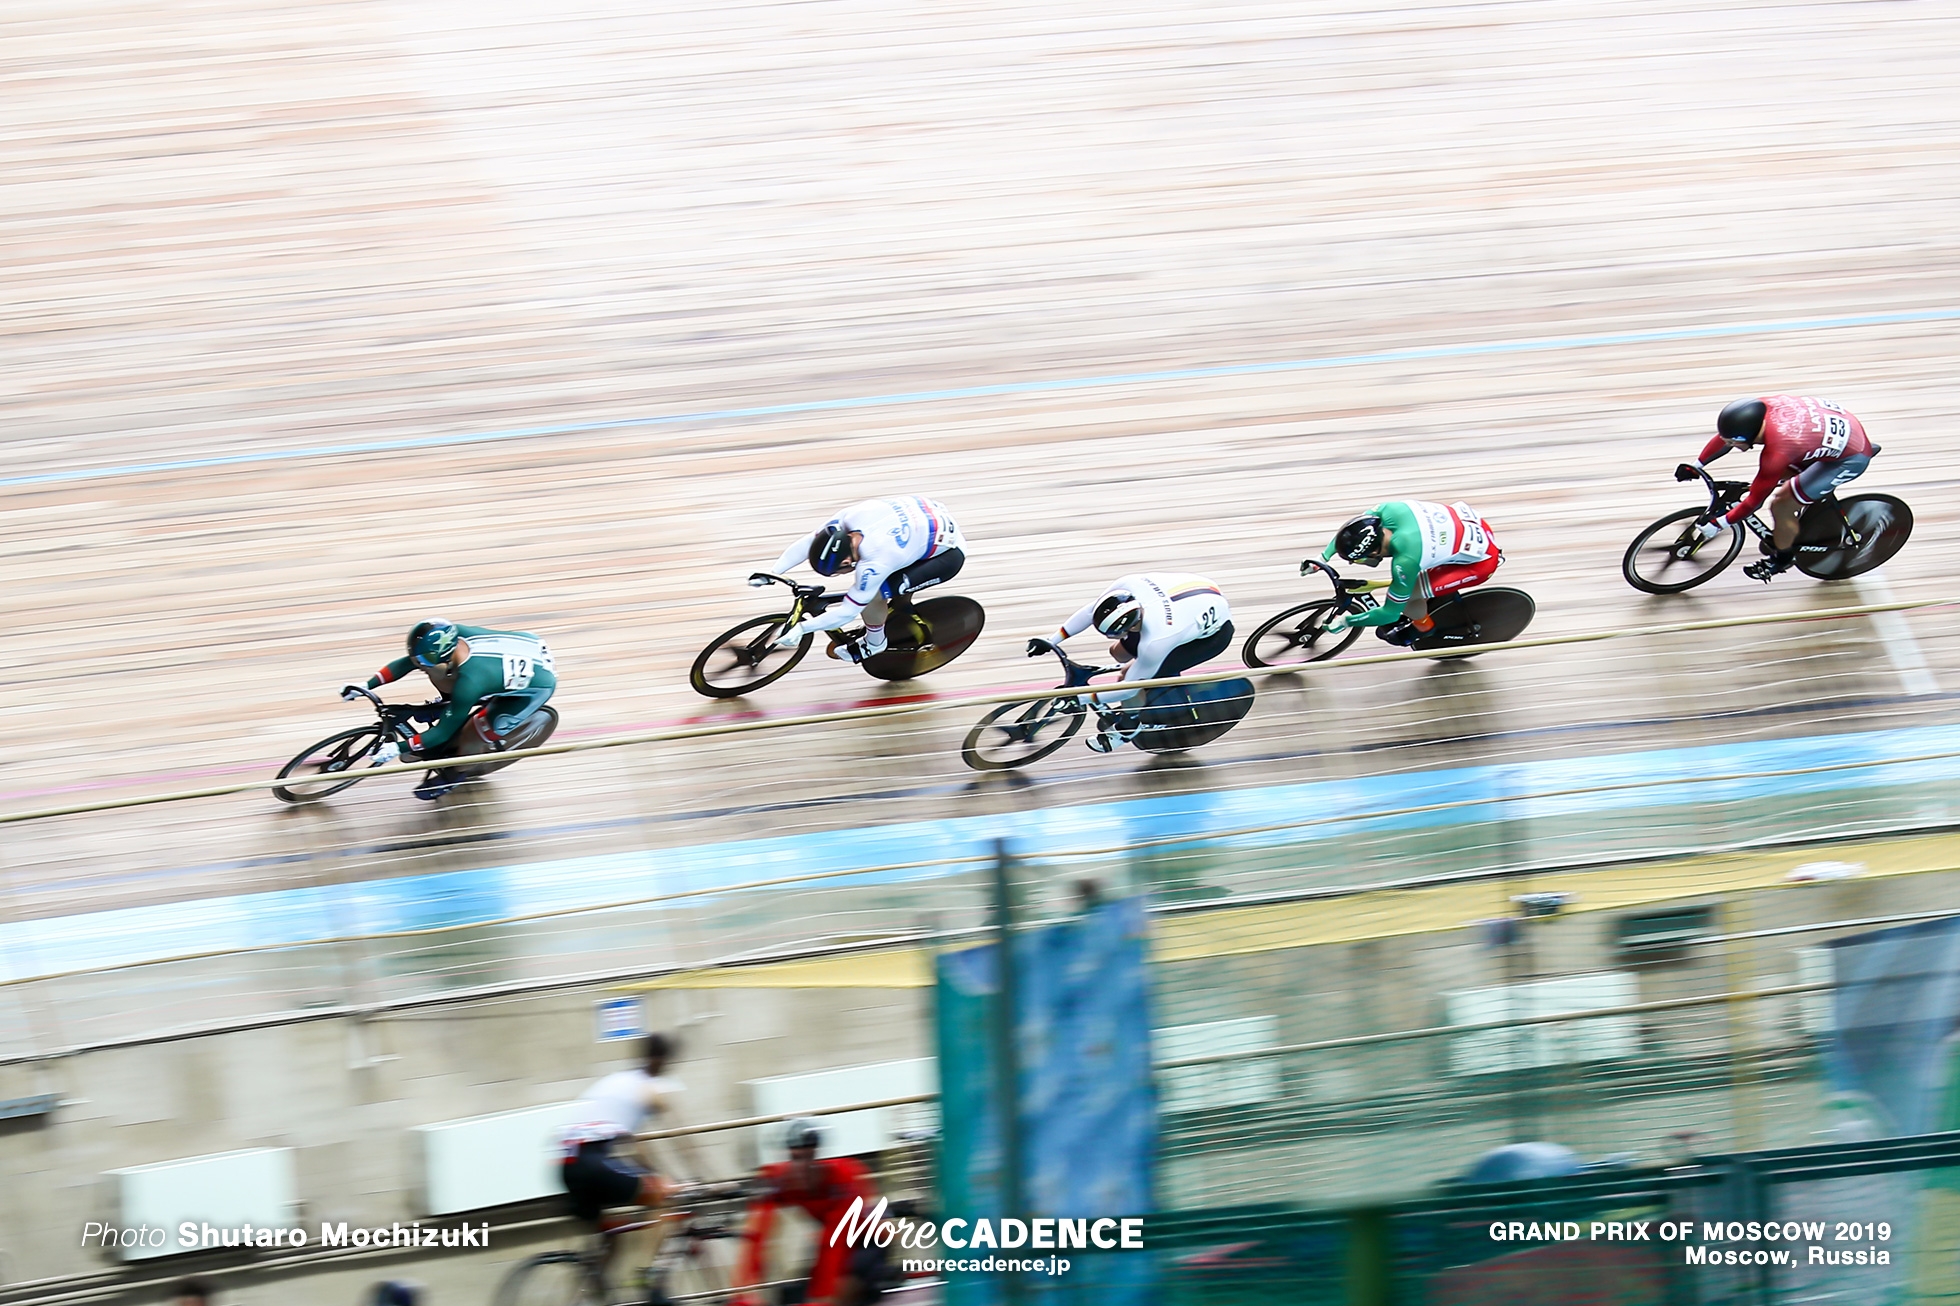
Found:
[5,723,1957,983]
[7,306,1957,489]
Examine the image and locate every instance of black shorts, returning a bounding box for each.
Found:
[560,1139,645,1224]
[884,548,965,601]
[1155,622,1235,679]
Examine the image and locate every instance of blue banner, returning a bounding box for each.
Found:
[935,895,1157,1304]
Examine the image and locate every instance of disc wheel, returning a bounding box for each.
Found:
[1622,508,1745,594]
[689,614,812,698]
[454,706,561,779]
[860,595,987,681]
[492,1250,603,1306]
[1133,680,1257,754]
[272,725,386,804]
[961,697,1087,771]
[1242,599,1361,667]
[1795,494,1914,580]
[1414,588,1537,658]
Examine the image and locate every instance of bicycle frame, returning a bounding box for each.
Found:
[1298,557,1389,614]
[746,571,836,626]
[1681,466,1778,545]
[1031,642,1122,702]
[1683,465,1873,553]
[595,1182,748,1298]
[342,686,421,741]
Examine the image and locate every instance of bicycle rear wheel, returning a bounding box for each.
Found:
[689,614,812,698]
[453,706,561,779]
[1622,507,1744,594]
[1242,599,1361,667]
[1134,679,1257,753]
[962,697,1086,770]
[272,725,386,803]
[492,1250,604,1306]
[1795,494,1914,580]
[1415,588,1536,657]
[861,595,987,681]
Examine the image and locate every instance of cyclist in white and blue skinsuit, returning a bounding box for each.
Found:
[762,495,968,662]
[1039,573,1234,753]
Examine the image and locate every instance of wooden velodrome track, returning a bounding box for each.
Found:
[5,0,1960,922]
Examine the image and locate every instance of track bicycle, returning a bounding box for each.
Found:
[491,1181,748,1306]
[272,686,560,803]
[689,573,985,699]
[1622,465,1914,594]
[1241,558,1537,668]
[960,640,1255,771]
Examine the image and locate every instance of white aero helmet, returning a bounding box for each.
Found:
[1093,591,1144,639]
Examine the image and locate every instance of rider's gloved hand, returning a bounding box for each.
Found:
[1299,557,1319,575]
[340,682,366,701]
[747,572,771,588]
[371,741,402,768]
[1694,519,1727,541]
[1324,613,1352,635]
[1674,461,1703,483]
[1026,637,1055,658]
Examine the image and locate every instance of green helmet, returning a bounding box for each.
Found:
[407,620,460,669]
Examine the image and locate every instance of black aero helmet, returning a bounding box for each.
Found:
[1717,397,1768,446]
[407,620,461,669]
[784,1117,823,1151]
[371,1282,422,1306]
[1333,515,1386,566]
[1093,591,1144,639]
[808,523,855,576]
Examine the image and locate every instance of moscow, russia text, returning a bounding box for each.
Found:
[1486,1217,1892,1266]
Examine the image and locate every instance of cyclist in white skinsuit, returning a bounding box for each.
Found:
[762,496,968,663]
[1039,573,1233,753]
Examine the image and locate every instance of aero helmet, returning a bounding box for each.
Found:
[783,1117,823,1152]
[808,523,855,576]
[1093,592,1144,639]
[1717,397,1769,447]
[1332,515,1386,566]
[407,620,461,669]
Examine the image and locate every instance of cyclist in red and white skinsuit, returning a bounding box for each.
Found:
[732,1119,883,1306]
[1676,395,1878,582]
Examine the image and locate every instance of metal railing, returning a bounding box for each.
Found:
[0,597,1952,1063]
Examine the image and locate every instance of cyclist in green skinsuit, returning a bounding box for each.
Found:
[340,620,557,801]
[1320,500,1504,645]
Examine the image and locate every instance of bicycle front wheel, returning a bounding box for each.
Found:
[1242,599,1360,667]
[689,614,812,698]
[1622,507,1744,594]
[272,725,386,803]
[961,697,1086,771]
[492,1250,603,1306]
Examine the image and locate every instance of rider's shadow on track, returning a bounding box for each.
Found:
[1390,660,1507,761]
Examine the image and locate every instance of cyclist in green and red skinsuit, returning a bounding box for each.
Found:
[339,620,557,801]
[1319,500,1505,645]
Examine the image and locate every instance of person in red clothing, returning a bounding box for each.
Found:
[732,1118,885,1306]
[1676,395,1879,582]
